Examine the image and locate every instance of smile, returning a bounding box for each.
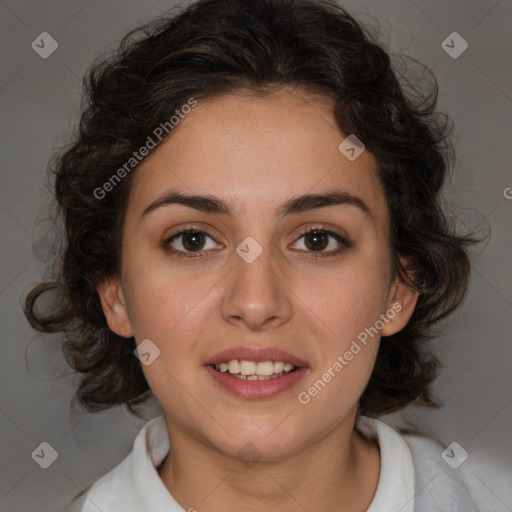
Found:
[203,348,309,400]
[212,359,297,380]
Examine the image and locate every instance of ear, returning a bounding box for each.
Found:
[381,259,419,337]
[96,275,134,338]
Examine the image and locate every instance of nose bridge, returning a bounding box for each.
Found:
[221,235,292,329]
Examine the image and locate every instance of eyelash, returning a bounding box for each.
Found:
[162,224,352,260]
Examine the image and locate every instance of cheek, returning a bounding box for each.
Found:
[122,262,215,409]
[293,270,385,420]
[122,253,218,346]
[296,254,391,345]
[290,247,390,410]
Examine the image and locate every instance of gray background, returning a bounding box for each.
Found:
[1,0,511,511]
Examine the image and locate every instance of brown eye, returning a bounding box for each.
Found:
[292,227,352,258]
[180,231,207,251]
[303,230,329,251]
[163,228,220,259]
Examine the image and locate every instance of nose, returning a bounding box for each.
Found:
[220,241,293,331]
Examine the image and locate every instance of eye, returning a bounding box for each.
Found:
[291,226,352,258]
[163,227,221,259]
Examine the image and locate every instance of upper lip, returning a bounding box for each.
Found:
[203,347,309,367]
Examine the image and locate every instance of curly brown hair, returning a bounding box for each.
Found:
[24,0,479,419]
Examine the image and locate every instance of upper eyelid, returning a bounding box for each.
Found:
[164,225,222,244]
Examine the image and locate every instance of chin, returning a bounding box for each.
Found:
[209,424,308,463]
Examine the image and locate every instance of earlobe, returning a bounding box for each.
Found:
[381,270,419,337]
[96,276,134,338]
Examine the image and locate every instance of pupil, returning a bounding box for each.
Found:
[305,230,327,251]
[183,232,204,251]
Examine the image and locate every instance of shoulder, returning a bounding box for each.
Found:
[359,415,484,512]
[61,453,139,512]
[399,428,480,512]
[61,415,167,512]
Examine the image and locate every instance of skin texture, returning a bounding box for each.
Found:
[97,87,419,511]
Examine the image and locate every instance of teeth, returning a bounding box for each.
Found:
[274,361,284,373]
[256,361,275,376]
[233,373,282,380]
[240,360,256,376]
[214,359,297,378]
[228,360,240,374]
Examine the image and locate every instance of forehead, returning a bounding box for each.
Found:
[128,88,388,225]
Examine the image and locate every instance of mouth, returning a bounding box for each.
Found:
[203,347,309,399]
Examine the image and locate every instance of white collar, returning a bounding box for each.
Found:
[131,414,415,511]
[356,415,415,512]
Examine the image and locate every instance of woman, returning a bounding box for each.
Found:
[25,0,480,510]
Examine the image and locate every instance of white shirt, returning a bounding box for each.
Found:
[63,414,479,511]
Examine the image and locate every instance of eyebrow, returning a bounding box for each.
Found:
[141,189,372,220]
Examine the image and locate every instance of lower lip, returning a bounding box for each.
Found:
[204,365,308,399]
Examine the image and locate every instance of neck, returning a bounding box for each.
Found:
[157,412,380,512]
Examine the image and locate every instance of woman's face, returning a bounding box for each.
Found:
[99,87,417,459]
